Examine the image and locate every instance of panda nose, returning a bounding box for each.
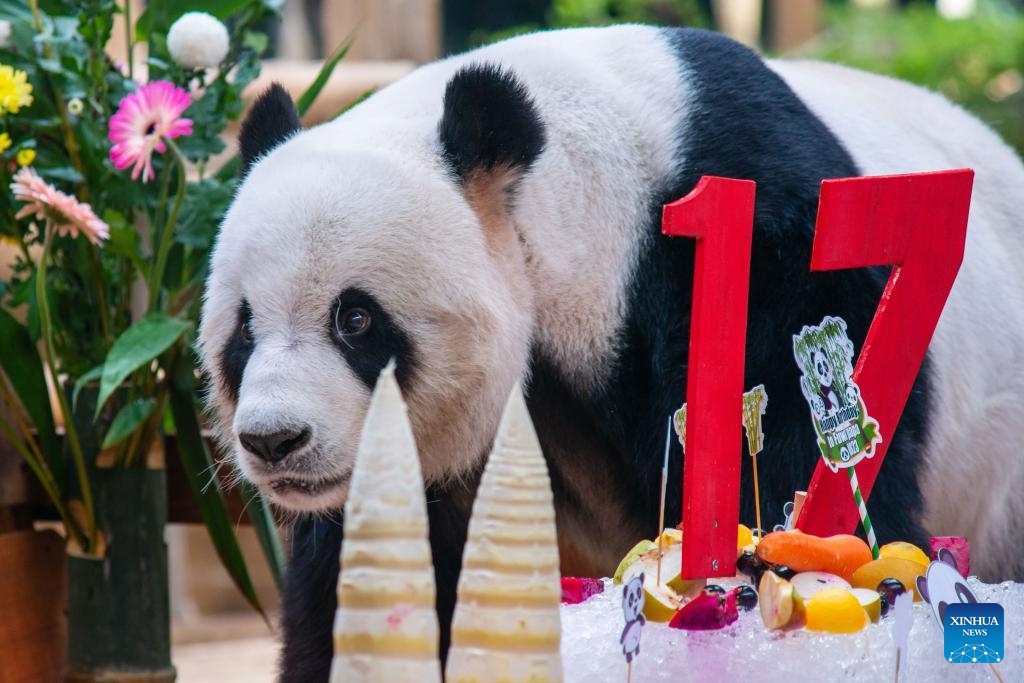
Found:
[239,427,312,464]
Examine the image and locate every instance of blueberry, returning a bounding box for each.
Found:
[736,551,763,577]
[879,593,890,617]
[705,584,726,595]
[877,578,907,606]
[771,565,797,581]
[734,585,758,610]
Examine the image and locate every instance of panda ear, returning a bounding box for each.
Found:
[438,63,545,190]
[239,83,301,177]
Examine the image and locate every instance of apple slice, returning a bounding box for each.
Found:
[622,547,705,622]
[791,571,851,600]
[758,571,805,630]
[613,540,657,584]
[850,587,882,623]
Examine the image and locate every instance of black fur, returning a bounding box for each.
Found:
[527,28,930,551]
[438,64,546,182]
[278,480,478,683]
[327,288,415,390]
[219,300,254,402]
[278,515,343,683]
[239,83,301,177]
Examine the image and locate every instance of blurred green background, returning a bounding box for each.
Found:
[437,0,1024,155]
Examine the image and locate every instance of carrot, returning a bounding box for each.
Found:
[756,529,873,582]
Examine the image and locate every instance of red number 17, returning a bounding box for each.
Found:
[662,170,973,579]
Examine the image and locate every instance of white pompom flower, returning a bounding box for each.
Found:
[167,12,230,70]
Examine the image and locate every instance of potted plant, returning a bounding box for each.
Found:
[0,0,348,679]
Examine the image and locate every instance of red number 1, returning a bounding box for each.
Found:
[662,176,756,578]
[796,170,974,535]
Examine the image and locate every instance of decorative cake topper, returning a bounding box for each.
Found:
[891,591,914,682]
[917,548,978,629]
[330,361,442,683]
[620,573,646,683]
[740,384,768,536]
[672,405,687,451]
[793,316,882,558]
[792,316,881,472]
[445,384,563,683]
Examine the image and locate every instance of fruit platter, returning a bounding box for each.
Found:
[559,526,1023,682]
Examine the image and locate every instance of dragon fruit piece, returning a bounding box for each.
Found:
[668,588,739,630]
[561,577,605,605]
[930,536,970,577]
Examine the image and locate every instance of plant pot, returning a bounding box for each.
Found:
[65,464,175,683]
[63,386,174,683]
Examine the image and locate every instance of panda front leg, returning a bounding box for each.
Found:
[277,483,473,682]
[278,515,343,683]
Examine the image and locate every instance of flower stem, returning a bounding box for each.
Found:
[37,223,97,553]
[28,0,85,194]
[124,0,135,81]
[88,247,112,346]
[149,143,186,311]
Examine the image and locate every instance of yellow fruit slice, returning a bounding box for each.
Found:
[737,524,754,550]
[879,541,930,569]
[805,588,869,633]
[851,557,925,601]
[658,528,683,547]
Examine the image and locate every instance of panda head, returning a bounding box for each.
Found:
[198,67,545,512]
[812,347,832,389]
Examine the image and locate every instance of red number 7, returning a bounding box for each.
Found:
[662,176,756,578]
[796,169,974,536]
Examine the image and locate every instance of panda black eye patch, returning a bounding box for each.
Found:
[328,288,414,390]
[219,300,255,403]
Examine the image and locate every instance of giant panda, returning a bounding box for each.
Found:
[198,25,1024,681]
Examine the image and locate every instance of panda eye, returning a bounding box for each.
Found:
[335,307,371,337]
[240,318,255,344]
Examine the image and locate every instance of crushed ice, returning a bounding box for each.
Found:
[561,578,1022,682]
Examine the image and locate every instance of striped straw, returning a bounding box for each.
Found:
[847,466,880,559]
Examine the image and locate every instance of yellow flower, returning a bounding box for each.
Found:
[0,132,10,154]
[16,148,35,166]
[0,65,34,114]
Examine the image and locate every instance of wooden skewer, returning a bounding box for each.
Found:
[627,660,633,683]
[751,451,762,537]
[987,662,1005,683]
[893,648,900,683]
[655,415,672,585]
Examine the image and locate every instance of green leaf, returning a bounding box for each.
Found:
[295,34,355,117]
[0,0,33,21]
[72,364,103,410]
[0,308,61,480]
[241,481,284,587]
[101,397,156,450]
[169,355,266,617]
[96,313,189,416]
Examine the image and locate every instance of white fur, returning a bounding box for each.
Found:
[770,60,1024,579]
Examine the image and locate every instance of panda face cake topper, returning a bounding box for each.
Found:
[792,316,882,473]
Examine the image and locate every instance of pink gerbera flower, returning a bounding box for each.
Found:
[108,81,193,183]
[11,168,110,245]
